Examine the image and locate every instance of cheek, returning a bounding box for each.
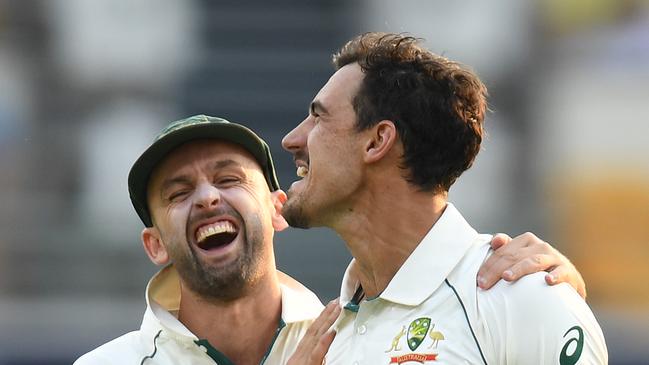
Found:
[312,127,350,156]
[325,145,363,189]
[224,188,274,222]
[158,203,191,238]
[316,135,356,171]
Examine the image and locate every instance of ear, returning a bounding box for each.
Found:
[142,227,170,265]
[270,189,289,231]
[364,120,397,163]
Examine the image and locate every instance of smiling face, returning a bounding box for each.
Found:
[143,139,286,301]
[281,63,366,228]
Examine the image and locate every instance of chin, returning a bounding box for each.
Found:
[282,195,313,229]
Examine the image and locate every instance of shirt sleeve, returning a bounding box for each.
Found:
[477,272,608,365]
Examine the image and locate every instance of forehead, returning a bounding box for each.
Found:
[315,63,364,107]
[150,139,262,184]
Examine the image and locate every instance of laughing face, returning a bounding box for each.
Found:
[143,140,286,301]
[281,63,366,228]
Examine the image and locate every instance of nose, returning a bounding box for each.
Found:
[193,182,221,210]
[281,116,310,154]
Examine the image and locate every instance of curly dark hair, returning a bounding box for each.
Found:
[333,32,488,193]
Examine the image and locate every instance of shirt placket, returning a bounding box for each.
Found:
[349,300,376,365]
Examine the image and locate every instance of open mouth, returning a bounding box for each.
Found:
[296,165,309,178]
[195,220,238,250]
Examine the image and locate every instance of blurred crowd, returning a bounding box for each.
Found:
[0,1,647,363]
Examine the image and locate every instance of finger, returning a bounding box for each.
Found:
[547,266,587,299]
[309,329,337,365]
[502,253,559,282]
[312,301,341,341]
[314,300,339,327]
[320,301,341,334]
[480,247,555,288]
[505,232,543,251]
[320,300,341,331]
[480,231,558,285]
[489,233,512,250]
[301,300,339,347]
[478,233,526,288]
[289,302,340,365]
[516,231,540,246]
[478,249,520,289]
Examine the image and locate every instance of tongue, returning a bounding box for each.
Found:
[198,232,237,250]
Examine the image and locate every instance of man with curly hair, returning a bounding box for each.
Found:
[283,33,607,365]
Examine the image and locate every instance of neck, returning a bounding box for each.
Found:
[177,270,282,365]
[333,179,447,298]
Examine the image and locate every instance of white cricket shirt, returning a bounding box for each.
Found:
[327,203,607,365]
[75,265,324,365]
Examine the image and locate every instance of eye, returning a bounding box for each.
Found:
[168,190,189,202]
[216,176,241,186]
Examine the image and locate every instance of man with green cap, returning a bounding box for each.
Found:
[75,115,584,365]
[76,115,324,365]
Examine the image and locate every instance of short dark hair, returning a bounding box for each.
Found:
[333,32,487,193]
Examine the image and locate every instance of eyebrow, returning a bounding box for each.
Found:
[160,159,242,193]
[310,100,329,116]
[208,159,241,172]
[160,175,193,195]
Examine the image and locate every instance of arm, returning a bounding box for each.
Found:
[478,274,607,364]
[477,232,587,298]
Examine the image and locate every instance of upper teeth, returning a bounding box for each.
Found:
[196,221,236,242]
[297,166,308,178]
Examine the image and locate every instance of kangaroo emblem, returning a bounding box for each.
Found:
[385,326,407,352]
[427,324,445,349]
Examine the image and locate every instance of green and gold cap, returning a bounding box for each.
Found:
[128,115,280,227]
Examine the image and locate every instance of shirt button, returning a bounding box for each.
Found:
[357,324,367,334]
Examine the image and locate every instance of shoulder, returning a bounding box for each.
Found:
[74,331,144,365]
[480,272,585,317]
[477,273,608,364]
[277,270,325,322]
[478,272,599,329]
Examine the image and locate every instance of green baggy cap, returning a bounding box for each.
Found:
[128,115,280,227]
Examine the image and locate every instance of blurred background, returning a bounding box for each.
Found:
[0,0,647,363]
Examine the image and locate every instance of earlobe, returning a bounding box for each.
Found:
[365,120,397,163]
[270,190,289,231]
[142,227,170,265]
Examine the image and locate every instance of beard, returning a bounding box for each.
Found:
[282,190,313,229]
[166,210,266,302]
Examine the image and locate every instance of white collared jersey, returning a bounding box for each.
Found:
[74,265,324,365]
[327,204,607,365]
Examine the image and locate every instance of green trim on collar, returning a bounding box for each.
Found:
[344,285,365,312]
[343,302,360,313]
[194,318,287,365]
[260,318,286,364]
[194,339,235,365]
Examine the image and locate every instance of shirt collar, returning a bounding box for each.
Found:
[144,265,323,338]
[339,259,361,305]
[276,271,325,323]
[144,265,194,338]
[339,203,479,307]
